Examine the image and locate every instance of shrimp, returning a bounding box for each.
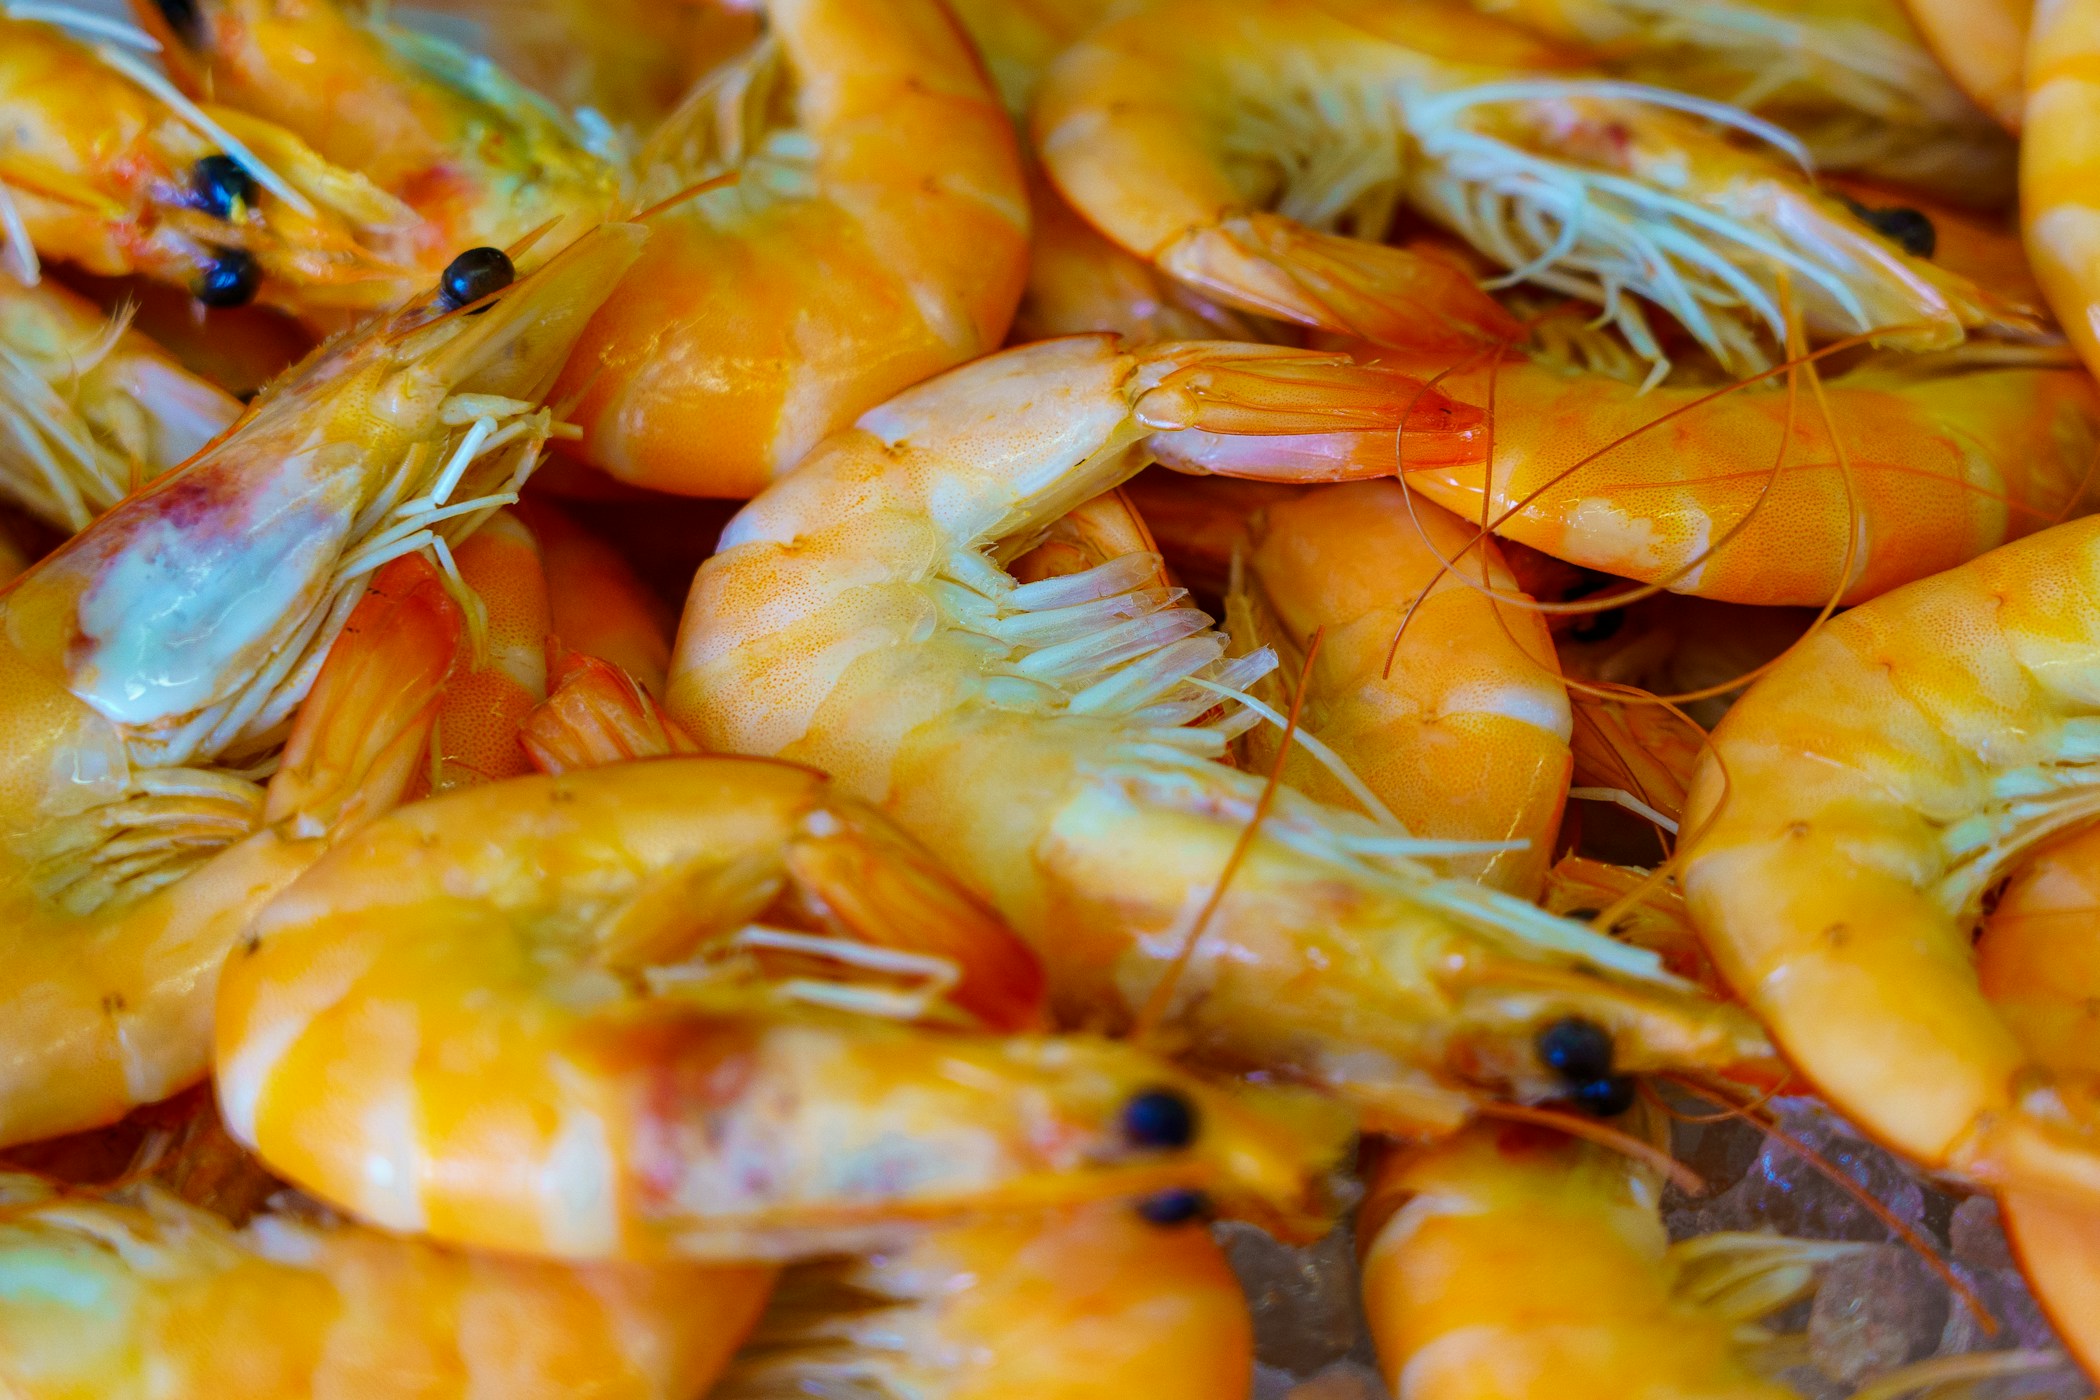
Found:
[0,12,429,316]
[1186,345,2100,607]
[1904,0,2029,132]
[1359,1118,1858,1400]
[1680,512,2100,1207]
[213,756,1352,1258]
[670,335,1768,1137]
[514,498,678,696]
[1971,822,2100,1381]
[549,0,1031,499]
[717,1199,1254,1400]
[1153,475,1573,897]
[132,0,623,306]
[1034,0,2042,376]
[0,1171,773,1398]
[0,223,645,1147]
[0,277,239,534]
[2023,0,2100,389]
[1473,0,2016,205]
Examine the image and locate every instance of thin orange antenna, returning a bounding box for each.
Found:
[629,169,740,224]
[1665,1075,1998,1335]
[1132,626,1325,1042]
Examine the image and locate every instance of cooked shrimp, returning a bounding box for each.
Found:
[671,335,1768,1136]
[1163,477,1574,897]
[0,12,429,315]
[1360,1118,1855,1400]
[1681,513,2100,1205]
[1972,822,2100,1380]
[0,1170,772,1399]
[215,756,1350,1258]
[718,1200,1253,1400]
[0,224,644,1147]
[1188,345,2100,607]
[1476,0,2016,204]
[132,0,623,306]
[425,508,552,791]
[551,0,1030,498]
[2023,0,2100,387]
[1904,0,2028,132]
[519,644,703,773]
[1035,0,2042,375]
[515,498,678,696]
[0,277,239,533]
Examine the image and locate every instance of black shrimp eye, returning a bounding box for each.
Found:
[1864,205,1936,260]
[1536,1015,1615,1084]
[1570,1074,1639,1118]
[191,155,258,221]
[1121,1087,1198,1150]
[1135,1188,1210,1226]
[151,0,204,46]
[1567,608,1625,645]
[195,247,260,309]
[439,246,515,310]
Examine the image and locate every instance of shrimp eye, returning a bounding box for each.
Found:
[1570,1074,1638,1118]
[1135,1188,1209,1226]
[440,247,515,310]
[1567,608,1624,644]
[195,247,260,308]
[1536,1016,1615,1083]
[1838,195,1936,259]
[191,155,257,221]
[1121,1087,1198,1149]
[152,0,204,46]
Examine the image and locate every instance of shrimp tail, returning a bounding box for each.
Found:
[261,553,464,839]
[782,798,1050,1034]
[1159,211,1523,350]
[521,645,701,774]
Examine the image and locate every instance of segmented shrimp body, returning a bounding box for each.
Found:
[719,1201,1254,1400]
[1682,513,2100,1205]
[216,755,1349,1258]
[1904,0,2028,132]
[0,1172,772,1399]
[1034,0,2041,376]
[0,225,644,1147]
[1360,1120,1846,1399]
[1188,346,2100,608]
[0,14,422,314]
[1164,477,1574,898]
[133,0,623,299]
[0,277,239,533]
[550,0,1032,498]
[671,335,1767,1135]
[1478,0,2017,203]
[2023,0,2100,387]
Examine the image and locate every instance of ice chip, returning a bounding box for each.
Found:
[1810,1245,1950,1383]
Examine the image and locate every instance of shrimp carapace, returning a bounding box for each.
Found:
[672,335,1768,1138]
[550,0,1031,498]
[216,757,1353,1258]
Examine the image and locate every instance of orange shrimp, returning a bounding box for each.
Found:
[2023,0,2100,388]
[1904,0,2029,132]
[550,0,1032,498]
[719,1200,1255,1400]
[131,0,623,305]
[214,757,1353,1259]
[0,223,644,1146]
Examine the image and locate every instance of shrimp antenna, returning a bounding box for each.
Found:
[629,170,741,225]
[1662,1075,1998,1335]
[1131,626,1323,1044]
[1473,1100,1703,1195]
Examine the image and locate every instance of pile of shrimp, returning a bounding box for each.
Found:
[8,0,2100,1394]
